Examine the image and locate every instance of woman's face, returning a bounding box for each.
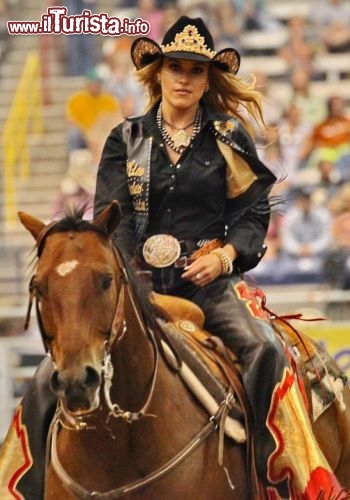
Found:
[158,57,209,110]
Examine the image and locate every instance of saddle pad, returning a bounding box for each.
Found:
[159,319,247,443]
[153,292,347,424]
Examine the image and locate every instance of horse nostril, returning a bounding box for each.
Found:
[51,370,62,392]
[84,366,100,389]
[50,366,100,395]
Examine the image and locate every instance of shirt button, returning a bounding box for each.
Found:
[176,164,181,169]
[169,186,174,192]
[159,143,164,147]
[166,208,171,213]
[171,174,175,179]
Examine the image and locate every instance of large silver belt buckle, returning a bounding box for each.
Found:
[142,234,181,268]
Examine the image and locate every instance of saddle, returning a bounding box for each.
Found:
[151,292,262,496]
[151,292,250,441]
[151,291,348,429]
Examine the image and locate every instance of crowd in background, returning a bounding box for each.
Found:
[55,0,350,288]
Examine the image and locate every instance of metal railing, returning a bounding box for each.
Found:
[2,51,43,225]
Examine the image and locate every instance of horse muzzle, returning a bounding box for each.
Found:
[50,365,101,414]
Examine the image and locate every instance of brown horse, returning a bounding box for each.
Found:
[17,201,350,499]
[18,201,250,500]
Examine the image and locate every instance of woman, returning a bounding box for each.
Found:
[94,15,342,498]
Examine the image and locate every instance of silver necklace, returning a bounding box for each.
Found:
[157,103,202,154]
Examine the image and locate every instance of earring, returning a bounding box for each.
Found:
[205,82,210,92]
[157,74,161,84]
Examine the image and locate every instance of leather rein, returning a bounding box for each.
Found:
[26,223,228,499]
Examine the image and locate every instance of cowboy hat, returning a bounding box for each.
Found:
[131,15,240,74]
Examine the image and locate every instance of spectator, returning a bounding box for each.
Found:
[277,101,313,185]
[264,209,283,261]
[62,0,97,76]
[66,68,122,165]
[232,0,282,32]
[311,0,350,53]
[211,0,243,53]
[283,67,327,126]
[277,15,317,74]
[102,36,145,117]
[250,73,283,176]
[311,159,343,206]
[254,71,283,127]
[280,188,332,282]
[335,152,350,183]
[52,149,95,219]
[135,0,165,42]
[246,207,284,285]
[328,181,350,216]
[158,2,182,36]
[324,211,350,290]
[300,95,350,169]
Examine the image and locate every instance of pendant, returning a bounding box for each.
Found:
[172,129,191,149]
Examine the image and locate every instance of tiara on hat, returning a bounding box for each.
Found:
[161,25,215,60]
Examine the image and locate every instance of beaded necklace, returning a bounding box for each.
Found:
[156,103,202,154]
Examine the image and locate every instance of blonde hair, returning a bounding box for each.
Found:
[134,58,267,137]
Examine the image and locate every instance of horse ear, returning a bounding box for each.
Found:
[17,211,46,241]
[93,200,121,235]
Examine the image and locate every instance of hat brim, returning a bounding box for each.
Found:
[131,37,241,74]
[213,48,240,75]
[163,51,212,63]
[131,37,163,70]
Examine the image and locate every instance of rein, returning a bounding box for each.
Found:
[49,400,228,500]
[101,247,160,423]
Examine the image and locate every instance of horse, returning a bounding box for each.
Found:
[13,201,350,499]
[17,201,250,500]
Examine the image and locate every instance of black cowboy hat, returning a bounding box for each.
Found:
[131,15,240,74]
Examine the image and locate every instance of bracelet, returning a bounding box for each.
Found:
[211,248,233,276]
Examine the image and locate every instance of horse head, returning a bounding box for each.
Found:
[18,201,123,415]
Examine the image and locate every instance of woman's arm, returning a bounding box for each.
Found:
[94,123,136,256]
[225,193,270,263]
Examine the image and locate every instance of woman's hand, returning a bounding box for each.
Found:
[181,253,223,287]
[181,243,237,287]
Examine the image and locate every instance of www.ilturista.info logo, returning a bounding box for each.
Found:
[7,7,150,36]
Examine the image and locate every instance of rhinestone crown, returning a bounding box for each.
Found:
[161,25,215,59]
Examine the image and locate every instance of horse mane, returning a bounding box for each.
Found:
[50,206,106,237]
[116,249,162,330]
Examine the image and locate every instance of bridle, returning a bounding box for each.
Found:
[26,222,234,499]
[25,222,160,425]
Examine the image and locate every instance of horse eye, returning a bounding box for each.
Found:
[31,279,43,298]
[101,274,113,290]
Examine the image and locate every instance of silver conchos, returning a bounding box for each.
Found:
[142,234,181,268]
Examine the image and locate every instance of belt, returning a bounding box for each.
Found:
[141,235,223,269]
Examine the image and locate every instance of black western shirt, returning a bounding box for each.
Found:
[94,104,275,263]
